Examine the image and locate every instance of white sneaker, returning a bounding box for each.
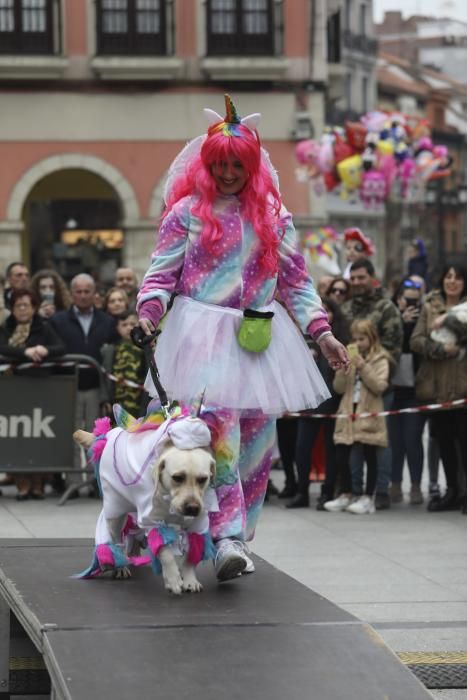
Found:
[346,495,375,515]
[236,541,255,574]
[214,539,247,581]
[323,494,352,512]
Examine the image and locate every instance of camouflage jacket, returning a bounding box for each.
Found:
[341,287,403,365]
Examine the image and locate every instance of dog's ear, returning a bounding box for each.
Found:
[209,456,216,486]
[152,454,166,489]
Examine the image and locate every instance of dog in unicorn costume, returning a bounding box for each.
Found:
[76,403,218,594]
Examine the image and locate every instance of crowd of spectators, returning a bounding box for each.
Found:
[1,246,466,516]
[0,263,147,500]
[275,254,467,517]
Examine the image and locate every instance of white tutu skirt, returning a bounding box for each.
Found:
[145,296,330,415]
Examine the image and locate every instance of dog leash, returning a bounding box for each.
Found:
[131,326,171,419]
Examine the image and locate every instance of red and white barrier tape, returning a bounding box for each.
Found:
[1,361,466,418]
[287,397,467,420]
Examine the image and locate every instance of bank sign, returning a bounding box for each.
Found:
[0,374,76,472]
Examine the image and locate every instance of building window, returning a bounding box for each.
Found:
[359,2,366,35]
[362,75,368,112]
[96,0,172,55]
[344,0,351,31]
[207,0,277,56]
[0,0,58,54]
[346,73,352,110]
[327,10,341,63]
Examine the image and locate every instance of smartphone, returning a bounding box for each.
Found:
[347,343,359,359]
[41,291,55,304]
[405,298,419,308]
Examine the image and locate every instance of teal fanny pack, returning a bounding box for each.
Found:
[237,308,274,353]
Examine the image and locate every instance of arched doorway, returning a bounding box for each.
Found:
[7,154,140,284]
[24,168,122,283]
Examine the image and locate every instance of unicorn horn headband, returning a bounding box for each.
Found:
[163,94,277,204]
[204,94,261,136]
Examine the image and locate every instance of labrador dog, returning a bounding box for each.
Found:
[74,415,216,594]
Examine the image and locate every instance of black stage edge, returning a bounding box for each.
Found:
[0,539,432,700]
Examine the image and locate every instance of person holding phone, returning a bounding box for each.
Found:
[388,278,425,505]
[31,269,71,319]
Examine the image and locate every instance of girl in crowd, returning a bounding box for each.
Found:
[389,278,425,505]
[325,319,390,515]
[103,286,129,318]
[410,264,467,514]
[137,95,348,580]
[0,289,65,500]
[30,269,71,319]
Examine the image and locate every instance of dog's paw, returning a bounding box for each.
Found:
[113,566,132,580]
[182,578,203,593]
[164,574,184,595]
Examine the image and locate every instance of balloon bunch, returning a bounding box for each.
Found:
[295,111,452,208]
[301,226,342,275]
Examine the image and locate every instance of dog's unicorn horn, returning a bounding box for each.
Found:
[190,389,207,418]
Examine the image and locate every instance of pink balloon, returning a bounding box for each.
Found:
[360,170,386,208]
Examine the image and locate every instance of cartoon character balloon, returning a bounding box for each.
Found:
[295,112,451,204]
[361,170,386,209]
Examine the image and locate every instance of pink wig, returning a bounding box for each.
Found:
[164,124,283,276]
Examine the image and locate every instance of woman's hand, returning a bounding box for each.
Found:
[318,334,350,372]
[24,346,47,363]
[38,302,56,318]
[139,317,156,336]
[433,313,448,330]
[353,354,365,370]
[402,305,420,323]
[444,343,459,358]
[35,345,49,358]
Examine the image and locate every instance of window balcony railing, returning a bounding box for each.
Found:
[342,30,378,55]
[96,0,175,56]
[0,0,61,55]
[206,0,283,57]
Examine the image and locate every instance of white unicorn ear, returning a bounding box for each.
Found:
[241,113,261,131]
[204,108,223,125]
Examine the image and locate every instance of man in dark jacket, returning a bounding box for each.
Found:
[50,273,117,490]
[342,259,403,365]
[341,259,403,510]
[4,262,30,310]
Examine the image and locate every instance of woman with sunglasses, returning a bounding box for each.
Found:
[410,264,467,513]
[327,278,351,305]
[389,278,425,505]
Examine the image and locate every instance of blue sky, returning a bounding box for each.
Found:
[373,0,467,23]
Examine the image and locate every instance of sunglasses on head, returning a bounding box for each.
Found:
[403,279,422,289]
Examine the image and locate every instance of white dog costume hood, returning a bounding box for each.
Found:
[99,415,215,529]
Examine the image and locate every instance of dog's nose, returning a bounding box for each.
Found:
[183,502,201,517]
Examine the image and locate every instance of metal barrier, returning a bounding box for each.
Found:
[0,354,105,506]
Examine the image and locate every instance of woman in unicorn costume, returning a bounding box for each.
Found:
[138,95,349,581]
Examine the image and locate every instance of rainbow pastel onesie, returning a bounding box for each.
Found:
[137,194,331,541]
